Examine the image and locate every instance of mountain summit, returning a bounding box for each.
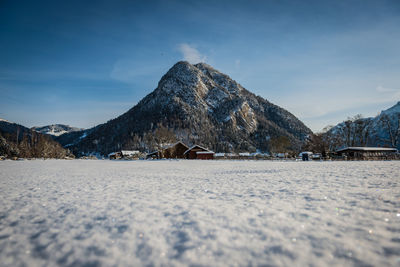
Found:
[59,61,312,155]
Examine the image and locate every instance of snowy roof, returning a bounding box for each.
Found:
[214,153,225,157]
[162,141,188,150]
[239,152,250,156]
[121,150,140,156]
[299,151,313,156]
[336,147,397,152]
[183,145,211,155]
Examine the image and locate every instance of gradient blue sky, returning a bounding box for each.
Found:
[1,0,399,132]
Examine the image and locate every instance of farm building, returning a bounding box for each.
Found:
[335,147,398,160]
[108,150,140,160]
[147,141,189,159]
[184,145,214,160]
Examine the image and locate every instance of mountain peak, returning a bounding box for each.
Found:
[166,61,196,74]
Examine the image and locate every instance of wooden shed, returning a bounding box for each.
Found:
[184,145,214,160]
[336,147,398,160]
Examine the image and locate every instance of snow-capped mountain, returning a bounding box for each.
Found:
[32,124,83,136]
[59,61,312,155]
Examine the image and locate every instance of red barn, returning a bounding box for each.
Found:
[184,145,214,160]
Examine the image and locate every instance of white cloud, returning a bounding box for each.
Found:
[178,43,207,64]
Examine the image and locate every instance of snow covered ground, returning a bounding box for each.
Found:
[0,160,399,266]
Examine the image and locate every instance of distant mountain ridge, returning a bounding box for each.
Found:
[0,120,72,158]
[58,61,312,156]
[32,124,84,136]
[326,101,400,150]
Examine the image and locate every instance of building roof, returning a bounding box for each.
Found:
[336,147,398,153]
[196,151,215,154]
[161,141,189,150]
[121,150,140,156]
[299,151,313,156]
[147,151,159,156]
[183,145,211,155]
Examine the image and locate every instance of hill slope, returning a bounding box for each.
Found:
[0,120,72,158]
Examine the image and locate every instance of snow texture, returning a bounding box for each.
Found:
[0,160,399,266]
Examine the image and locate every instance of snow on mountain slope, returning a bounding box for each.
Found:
[32,124,84,136]
[381,101,400,115]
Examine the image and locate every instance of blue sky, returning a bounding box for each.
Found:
[0,0,399,132]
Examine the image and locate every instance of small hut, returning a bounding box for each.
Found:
[184,145,214,160]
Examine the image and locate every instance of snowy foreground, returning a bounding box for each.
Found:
[0,160,399,266]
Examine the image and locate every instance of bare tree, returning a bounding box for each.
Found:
[353,115,372,146]
[379,113,400,148]
[154,124,176,149]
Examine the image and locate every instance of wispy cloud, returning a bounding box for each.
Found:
[235,59,241,69]
[376,85,400,93]
[178,43,207,64]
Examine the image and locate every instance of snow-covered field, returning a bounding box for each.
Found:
[0,160,399,266]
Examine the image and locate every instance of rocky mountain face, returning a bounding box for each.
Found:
[0,120,73,158]
[325,101,400,150]
[59,61,312,156]
[32,124,83,136]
